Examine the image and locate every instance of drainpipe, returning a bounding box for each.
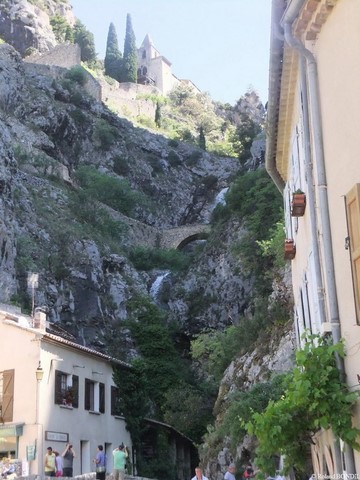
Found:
[297,55,327,328]
[281,1,356,475]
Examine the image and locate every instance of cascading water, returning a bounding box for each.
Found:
[214,187,229,207]
[150,271,170,301]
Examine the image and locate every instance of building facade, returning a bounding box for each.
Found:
[136,34,179,95]
[266,0,360,475]
[0,304,132,477]
[136,34,200,96]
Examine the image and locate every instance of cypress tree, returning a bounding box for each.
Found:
[104,23,122,81]
[199,126,206,150]
[155,102,161,128]
[73,20,96,63]
[119,14,137,83]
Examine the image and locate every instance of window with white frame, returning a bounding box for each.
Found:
[84,378,105,413]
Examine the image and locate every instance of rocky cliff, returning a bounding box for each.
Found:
[0,1,295,473]
[0,42,248,351]
[0,0,75,55]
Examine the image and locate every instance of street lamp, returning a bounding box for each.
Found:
[35,361,44,382]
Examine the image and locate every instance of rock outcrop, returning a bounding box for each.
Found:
[0,43,244,352]
[0,0,75,56]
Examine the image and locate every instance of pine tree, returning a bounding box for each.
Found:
[73,20,96,64]
[119,14,137,83]
[104,23,122,81]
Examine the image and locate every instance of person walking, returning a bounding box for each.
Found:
[112,443,128,480]
[44,446,56,477]
[191,467,209,480]
[94,445,106,480]
[54,451,63,477]
[61,443,76,477]
[225,464,236,480]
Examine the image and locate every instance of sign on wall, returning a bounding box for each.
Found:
[26,445,36,461]
[45,431,69,442]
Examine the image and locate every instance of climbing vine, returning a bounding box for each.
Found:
[246,334,360,474]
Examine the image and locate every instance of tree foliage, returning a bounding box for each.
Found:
[199,126,206,150]
[163,383,214,443]
[50,15,73,43]
[220,375,287,451]
[74,165,146,217]
[155,101,162,128]
[128,246,191,272]
[113,360,149,451]
[73,20,96,63]
[119,14,137,83]
[104,22,122,81]
[246,335,360,474]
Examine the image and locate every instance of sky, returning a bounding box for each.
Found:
[70,0,272,106]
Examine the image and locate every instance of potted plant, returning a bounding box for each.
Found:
[284,239,296,260]
[291,189,306,217]
[63,386,74,406]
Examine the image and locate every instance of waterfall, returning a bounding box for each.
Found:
[214,187,229,206]
[150,272,170,300]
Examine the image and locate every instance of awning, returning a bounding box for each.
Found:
[0,423,24,437]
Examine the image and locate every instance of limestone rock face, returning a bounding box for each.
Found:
[0,0,75,56]
[167,220,253,334]
[0,44,243,354]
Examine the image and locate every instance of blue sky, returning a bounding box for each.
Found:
[70,0,271,105]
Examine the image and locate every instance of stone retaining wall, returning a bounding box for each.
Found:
[100,81,160,119]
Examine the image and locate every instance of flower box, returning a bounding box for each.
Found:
[291,192,306,217]
[284,239,296,260]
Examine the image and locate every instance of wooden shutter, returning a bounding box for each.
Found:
[111,386,117,415]
[99,382,105,413]
[2,370,14,422]
[345,184,360,324]
[54,370,63,405]
[84,378,91,410]
[72,375,79,408]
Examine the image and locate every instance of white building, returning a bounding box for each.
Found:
[0,304,132,477]
[136,34,200,96]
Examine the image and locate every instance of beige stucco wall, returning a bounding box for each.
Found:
[314,0,360,404]
[279,0,360,473]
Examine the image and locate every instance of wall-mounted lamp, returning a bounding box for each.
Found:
[73,365,85,368]
[92,371,103,375]
[36,361,44,382]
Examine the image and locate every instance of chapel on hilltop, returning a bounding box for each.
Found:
[137,34,199,95]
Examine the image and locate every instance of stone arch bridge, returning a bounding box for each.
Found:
[159,224,211,250]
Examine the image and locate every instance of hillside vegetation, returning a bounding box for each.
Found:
[0,4,295,478]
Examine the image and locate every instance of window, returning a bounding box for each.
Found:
[345,184,360,324]
[84,379,105,413]
[111,386,123,416]
[0,370,14,422]
[54,370,79,407]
